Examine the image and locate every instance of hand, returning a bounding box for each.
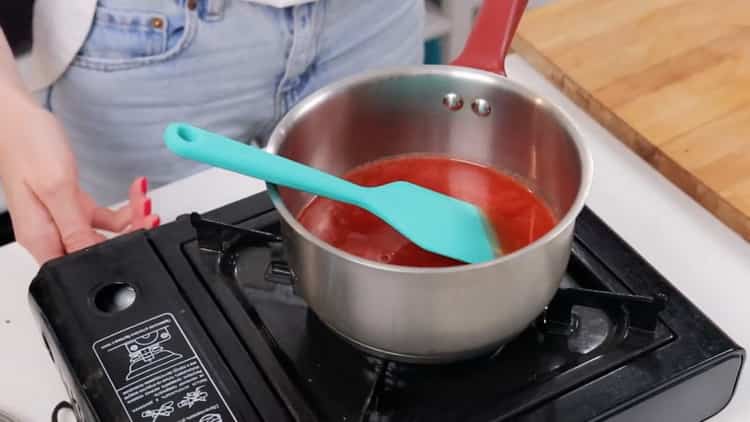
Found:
[0,106,159,263]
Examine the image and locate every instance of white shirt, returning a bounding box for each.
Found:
[16,0,316,93]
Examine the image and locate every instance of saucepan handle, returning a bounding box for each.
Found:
[450,0,529,76]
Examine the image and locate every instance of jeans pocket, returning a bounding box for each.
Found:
[73,4,196,71]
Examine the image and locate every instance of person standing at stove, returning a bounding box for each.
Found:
[0,0,425,263]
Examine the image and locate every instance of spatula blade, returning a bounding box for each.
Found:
[367,181,499,264]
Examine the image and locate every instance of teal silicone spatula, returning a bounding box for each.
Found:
[164,123,498,264]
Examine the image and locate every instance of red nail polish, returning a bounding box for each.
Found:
[151,216,160,228]
[140,177,148,194]
[143,198,152,216]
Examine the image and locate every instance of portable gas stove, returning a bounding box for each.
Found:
[29,193,743,421]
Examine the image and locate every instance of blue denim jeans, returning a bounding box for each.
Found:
[48,0,425,205]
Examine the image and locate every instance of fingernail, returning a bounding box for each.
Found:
[151,216,160,228]
[139,177,148,194]
[143,198,152,216]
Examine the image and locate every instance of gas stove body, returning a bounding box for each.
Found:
[29,193,743,421]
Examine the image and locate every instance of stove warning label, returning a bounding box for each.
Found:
[93,313,237,422]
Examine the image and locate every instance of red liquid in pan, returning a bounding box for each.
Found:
[297,156,558,267]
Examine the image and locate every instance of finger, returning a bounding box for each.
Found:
[130,197,151,230]
[38,180,104,254]
[136,176,148,197]
[79,190,133,233]
[130,176,148,206]
[93,205,133,233]
[6,182,65,263]
[129,177,151,229]
[144,214,160,229]
[124,208,160,234]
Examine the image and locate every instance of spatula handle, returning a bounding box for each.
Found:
[164,123,368,206]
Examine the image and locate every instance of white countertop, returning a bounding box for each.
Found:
[1,55,748,422]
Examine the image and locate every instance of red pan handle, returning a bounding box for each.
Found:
[450,0,529,76]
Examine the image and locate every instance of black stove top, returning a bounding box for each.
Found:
[29,193,743,422]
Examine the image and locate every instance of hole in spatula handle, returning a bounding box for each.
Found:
[175,125,197,142]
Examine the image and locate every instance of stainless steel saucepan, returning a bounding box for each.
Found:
[264,0,593,363]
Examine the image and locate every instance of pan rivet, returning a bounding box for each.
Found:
[442,93,464,111]
[471,98,492,117]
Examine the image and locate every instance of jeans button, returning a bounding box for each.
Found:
[150,17,164,29]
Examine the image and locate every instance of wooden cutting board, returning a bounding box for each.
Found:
[513,0,750,241]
